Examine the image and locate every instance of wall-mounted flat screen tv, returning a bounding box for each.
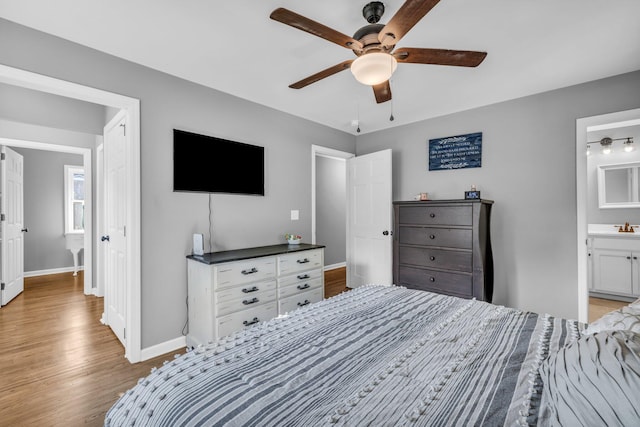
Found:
[173,129,264,195]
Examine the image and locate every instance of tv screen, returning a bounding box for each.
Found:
[173,129,264,195]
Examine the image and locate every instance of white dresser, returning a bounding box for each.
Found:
[186,244,324,348]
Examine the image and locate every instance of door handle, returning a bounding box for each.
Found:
[101,235,110,242]
[21,228,28,233]
[382,230,393,235]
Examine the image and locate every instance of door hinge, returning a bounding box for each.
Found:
[1,282,4,290]
[124,328,126,339]
[1,213,5,221]
[1,152,5,160]
[123,226,126,237]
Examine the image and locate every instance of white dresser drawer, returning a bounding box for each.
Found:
[215,257,276,288]
[215,280,277,305]
[216,290,277,317]
[216,302,278,338]
[277,268,322,287]
[278,277,322,299]
[278,249,323,276]
[278,288,323,314]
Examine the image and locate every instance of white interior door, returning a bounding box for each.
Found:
[347,149,393,288]
[1,146,25,306]
[103,113,128,345]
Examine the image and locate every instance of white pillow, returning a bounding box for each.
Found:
[584,304,640,335]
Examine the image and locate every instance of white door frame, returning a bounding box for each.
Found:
[0,64,142,363]
[96,142,105,298]
[311,144,354,246]
[0,138,92,295]
[576,107,640,324]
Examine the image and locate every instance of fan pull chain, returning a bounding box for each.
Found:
[390,98,395,122]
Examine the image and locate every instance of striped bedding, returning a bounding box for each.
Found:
[105,285,581,426]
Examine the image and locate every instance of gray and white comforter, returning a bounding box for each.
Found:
[105,285,580,426]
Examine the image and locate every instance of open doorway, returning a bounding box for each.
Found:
[0,64,143,362]
[576,107,640,324]
[0,138,93,293]
[312,145,353,293]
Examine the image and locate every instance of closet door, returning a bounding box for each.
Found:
[1,146,25,306]
[347,149,392,288]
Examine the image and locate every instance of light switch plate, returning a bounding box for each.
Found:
[291,210,299,220]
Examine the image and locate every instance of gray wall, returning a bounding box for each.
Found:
[316,156,346,267]
[12,147,84,272]
[586,126,640,225]
[0,19,356,348]
[0,82,106,135]
[355,70,640,320]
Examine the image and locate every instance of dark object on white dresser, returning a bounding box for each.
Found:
[393,199,494,302]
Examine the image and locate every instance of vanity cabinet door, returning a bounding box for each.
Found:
[593,249,634,296]
[633,252,640,296]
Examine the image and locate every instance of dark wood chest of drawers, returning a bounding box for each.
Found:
[393,199,494,302]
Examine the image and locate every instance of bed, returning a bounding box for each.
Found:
[105,285,640,426]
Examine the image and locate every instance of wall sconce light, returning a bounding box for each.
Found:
[587,136,635,155]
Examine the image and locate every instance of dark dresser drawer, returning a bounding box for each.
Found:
[398,266,473,298]
[398,226,472,249]
[398,205,472,226]
[399,246,472,272]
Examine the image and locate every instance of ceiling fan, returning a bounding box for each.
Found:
[270,0,487,104]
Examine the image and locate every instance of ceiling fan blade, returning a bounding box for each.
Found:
[378,0,441,48]
[394,48,487,67]
[289,60,354,89]
[270,8,363,51]
[372,81,392,104]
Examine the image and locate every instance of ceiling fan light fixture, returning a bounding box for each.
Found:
[350,52,397,86]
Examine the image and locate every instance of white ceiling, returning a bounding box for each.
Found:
[1,0,639,135]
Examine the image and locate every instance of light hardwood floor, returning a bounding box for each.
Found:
[0,272,187,427]
[588,296,629,323]
[1,268,621,425]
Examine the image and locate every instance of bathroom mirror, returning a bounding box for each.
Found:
[597,162,640,208]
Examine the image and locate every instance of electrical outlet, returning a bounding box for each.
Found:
[291,210,299,220]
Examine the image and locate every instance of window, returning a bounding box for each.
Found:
[64,165,85,234]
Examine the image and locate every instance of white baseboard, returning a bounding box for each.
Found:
[140,336,187,362]
[24,266,84,278]
[324,262,346,271]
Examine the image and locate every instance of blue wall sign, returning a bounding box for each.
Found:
[428,132,482,171]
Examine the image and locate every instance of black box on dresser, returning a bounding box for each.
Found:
[393,199,494,302]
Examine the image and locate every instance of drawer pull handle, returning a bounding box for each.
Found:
[297,258,310,264]
[297,283,310,290]
[242,286,259,293]
[242,297,259,305]
[627,256,632,260]
[297,274,311,280]
[429,234,436,239]
[429,213,435,218]
[297,300,311,307]
[241,267,258,275]
[429,256,435,261]
[430,277,435,282]
[243,317,260,326]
